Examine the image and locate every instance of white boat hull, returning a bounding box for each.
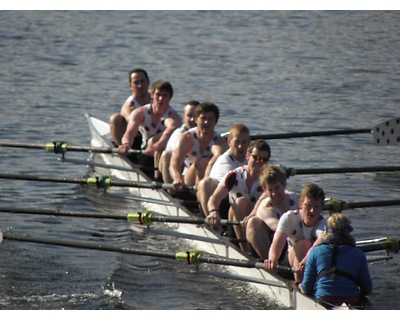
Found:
[86,114,325,310]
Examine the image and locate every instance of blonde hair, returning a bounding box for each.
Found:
[326,213,352,232]
[299,183,325,203]
[321,213,355,245]
[260,165,287,190]
[228,123,250,140]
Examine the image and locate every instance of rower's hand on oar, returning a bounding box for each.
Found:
[118,143,130,155]
[241,215,252,229]
[172,179,185,193]
[264,259,278,274]
[295,260,306,276]
[145,145,156,157]
[145,140,160,157]
[206,212,221,229]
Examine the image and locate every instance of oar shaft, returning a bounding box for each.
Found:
[250,128,371,140]
[0,206,237,226]
[366,255,393,263]
[1,233,268,270]
[346,200,400,210]
[127,211,241,226]
[290,166,400,176]
[3,233,177,259]
[0,206,128,220]
[0,141,48,150]
[0,173,185,190]
[356,238,399,253]
[0,140,143,155]
[0,173,89,185]
[2,234,393,273]
[324,198,400,211]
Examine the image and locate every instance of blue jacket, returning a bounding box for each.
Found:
[301,243,372,300]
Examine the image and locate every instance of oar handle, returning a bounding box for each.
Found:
[253,262,295,272]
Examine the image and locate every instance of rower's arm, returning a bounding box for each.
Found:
[204,137,229,177]
[170,133,191,185]
[268,231,287,263]
[257,204,280,231]
[249,192,267,219]
[153,112,182,151]
[207,185,228,216]
[207,185,229,228]
[119,108,144,154]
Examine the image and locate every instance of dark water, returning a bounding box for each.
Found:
[0,11,399,311]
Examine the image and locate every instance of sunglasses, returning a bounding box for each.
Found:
[251,154,269,163]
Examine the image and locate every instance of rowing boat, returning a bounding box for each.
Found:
[85,113,328,310]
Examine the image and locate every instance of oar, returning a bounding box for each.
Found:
[285,165,400,177]
[356,238,399,253]
[1,205,397,254]
[0,140,145,155]
[126,210,240,226]
[0,233,284,272]
[58,156,157,172]
[0,173,193,191]
[228,117,400,145]
[0,206,239,226]
[324,198,400,212]
[365,256,393,263]
[1,234,392,275]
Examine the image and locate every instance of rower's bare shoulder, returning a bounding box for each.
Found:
[128,106,145,121]
[120,100,135,119]
[175,131,193,149]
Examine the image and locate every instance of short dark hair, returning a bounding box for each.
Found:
[194,102,220,122]
[150,80,173,98]
[186,100,200,107]
[248,139,271,159]
[129,68,149,83]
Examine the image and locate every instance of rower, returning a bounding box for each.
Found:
[170,102,228,195]
[118,80,182,179]
[264,183,327,283]
[109,68,152,150]
[244,165,298,260]
[159,100,199,184]
[207,140,270,253]
[196,123,251,220]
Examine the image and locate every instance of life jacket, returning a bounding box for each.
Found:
[316,244,361,286]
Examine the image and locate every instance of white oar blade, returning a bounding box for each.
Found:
[371,117,400,145]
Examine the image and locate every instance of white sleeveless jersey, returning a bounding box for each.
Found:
[138,103,176,148]
[277,209,326,249]
[257,191,299,219]
[209,149,248,182]
[218,165,263,205]
[183,127,221,169]
[165,124,189,152]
